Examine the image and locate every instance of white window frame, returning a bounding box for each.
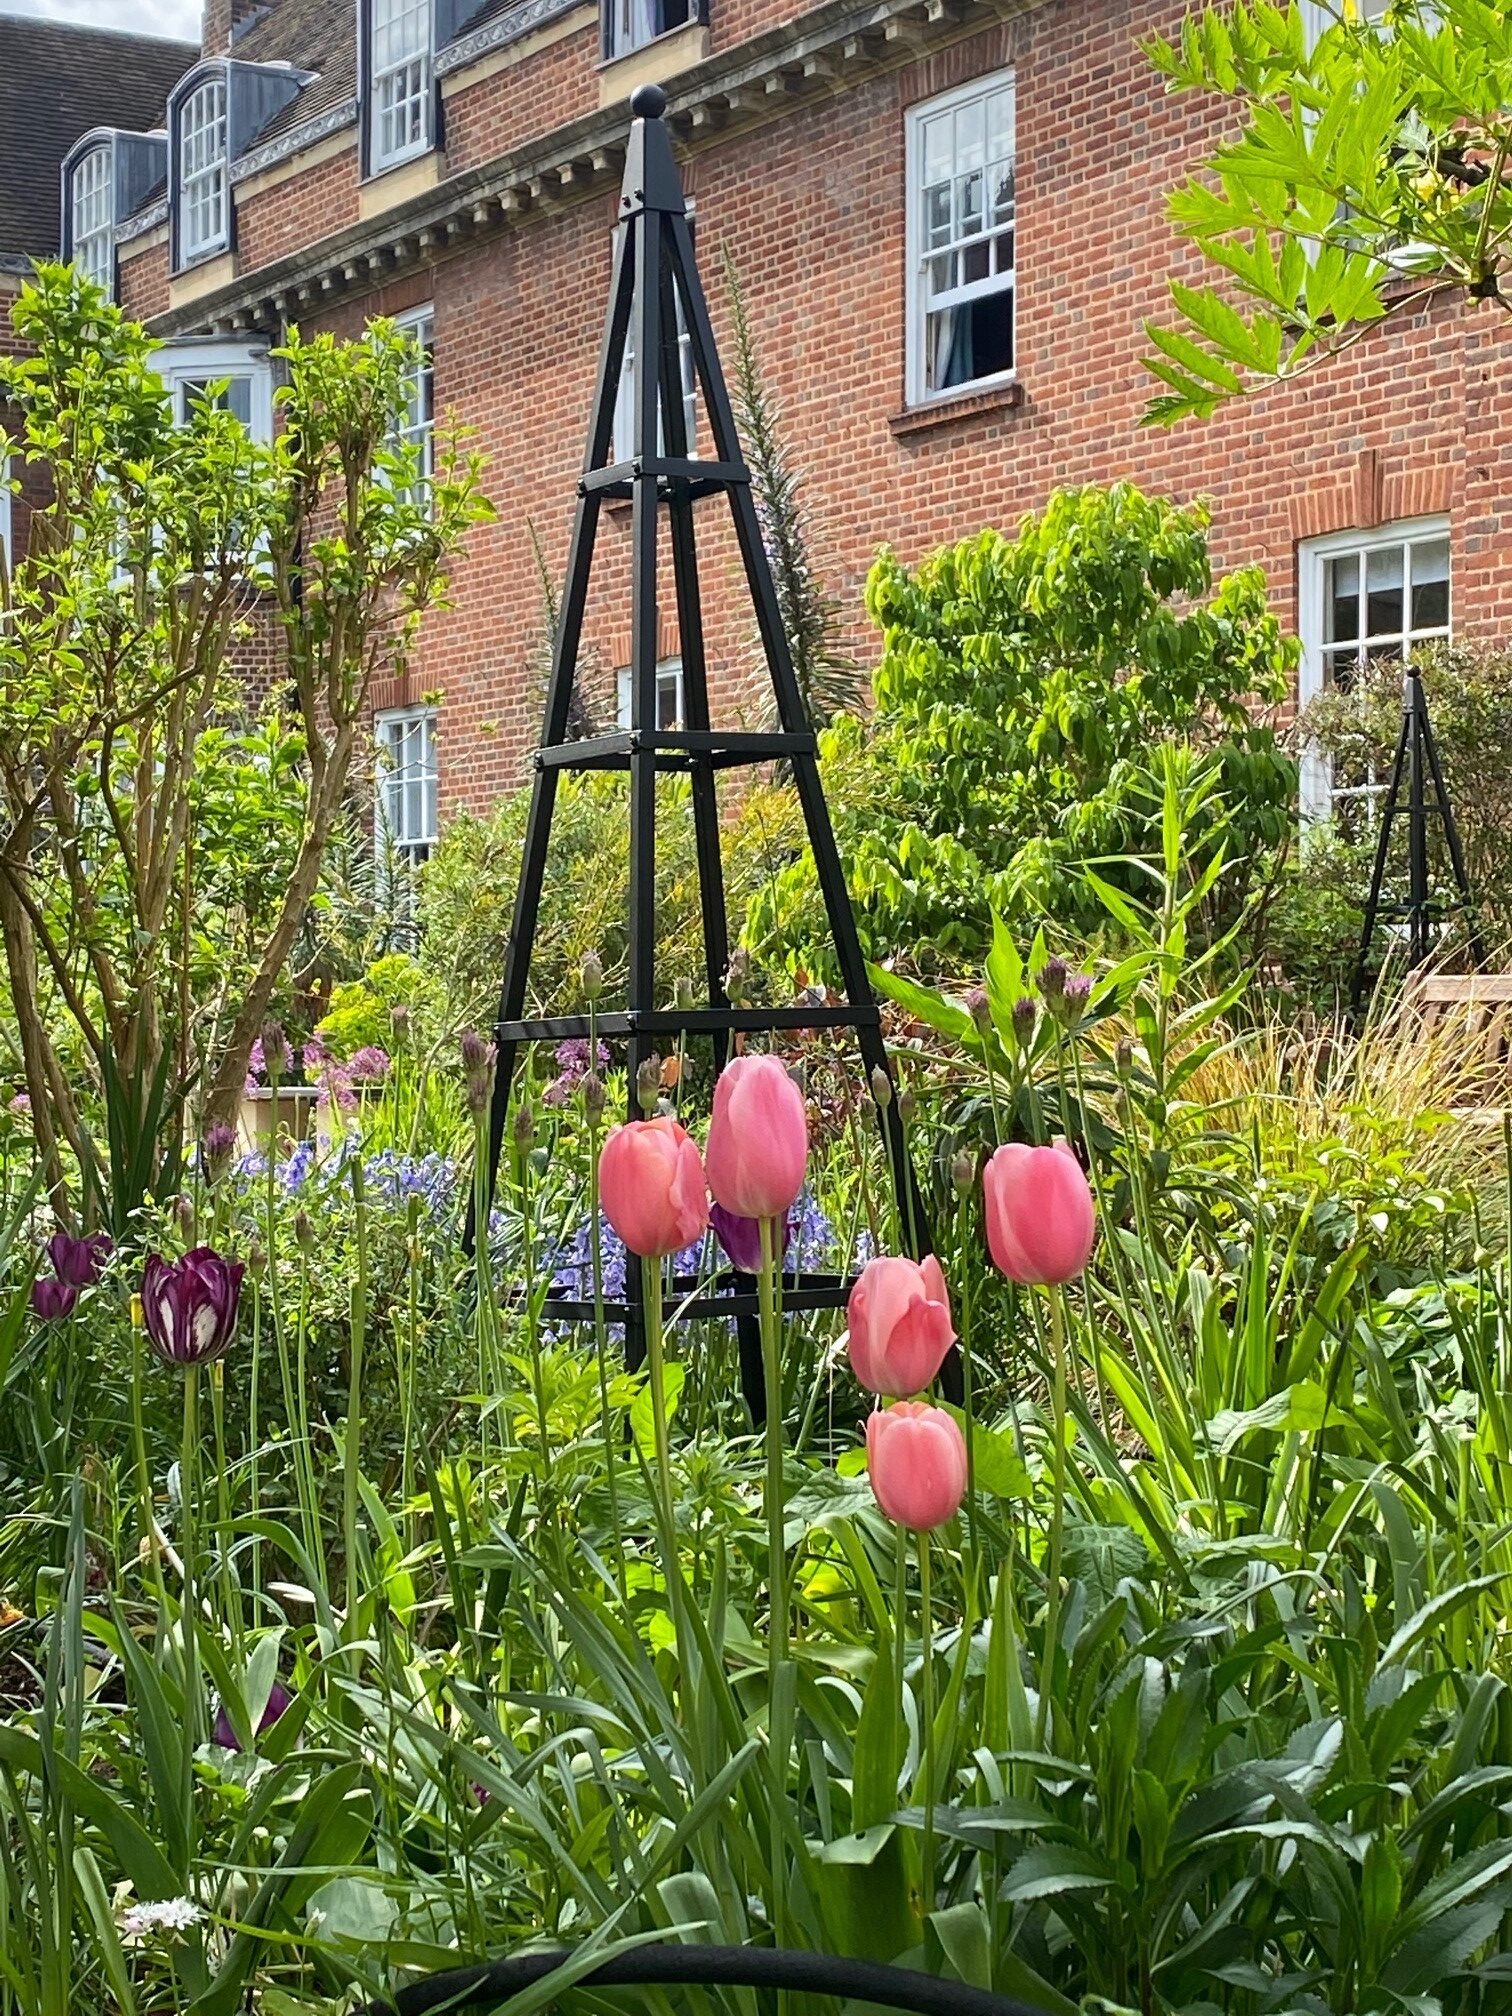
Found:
[71,143,115,299]
[369,0,434,175]
[156,339,275,441]
[179,75,230,263]
[390,304,436,495]
[1297,514,1451,823]
[375,704,440,876]
[0,457,11,582]
[617,656,685,732]
[904,69,1017,410]
[603,0,695,62]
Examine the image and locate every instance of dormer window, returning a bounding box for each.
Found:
[70,144,115,297]
[369,0,434,173]
[180,75,230,262]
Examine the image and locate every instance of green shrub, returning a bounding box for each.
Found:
[747,482,1298,979]
[418,769,809,1024]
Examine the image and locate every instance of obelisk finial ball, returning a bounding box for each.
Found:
[631,83,667,119]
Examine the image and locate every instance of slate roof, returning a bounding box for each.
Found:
[0,14,197,257]
[230,0,359,147]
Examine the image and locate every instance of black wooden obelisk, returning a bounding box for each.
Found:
[473,86,956,1410]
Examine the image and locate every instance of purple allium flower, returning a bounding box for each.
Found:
[544,1036,611,1107]
[30,1277,78,1321]
[9,1092,31,1116]
[213,1679,293,1753]
[302,1037,329,1075]
[141,1247,245,1368]
[348,1046,391,1084]
[48,1231,112,1287]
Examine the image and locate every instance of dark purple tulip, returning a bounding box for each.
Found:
[30,1277,78,1321]
[47,1231,112,1288]
[710,1202,793,1277]
[141,1247,245,1367]
[212,1679,293,1753]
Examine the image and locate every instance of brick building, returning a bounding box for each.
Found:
[16,0,1512,863]
[0,16,196,573]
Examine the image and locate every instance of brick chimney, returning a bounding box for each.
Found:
[201,0,269,54]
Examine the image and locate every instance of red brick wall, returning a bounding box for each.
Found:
[238,154,363,270]
[51,0,1512,833]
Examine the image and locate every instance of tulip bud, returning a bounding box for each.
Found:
[982,1142,1097,1286]
[866,1402,968,1532]
[599,1116,709,1257]
[870,1066,893,1111]
[581,951,604,1002]
[705,1054,810,1222]
[141,1247,246,1367]
[847,1256,955,1399]
[1011,996,1037,1049]
[581,1071,607,1121]
[951,1149,977,1198]
[965,986,991,1032]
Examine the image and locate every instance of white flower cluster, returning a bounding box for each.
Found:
[121,1896,205,1939]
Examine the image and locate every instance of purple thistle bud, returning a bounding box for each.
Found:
[1011,996,1037,1047]
[581,1071,607,1120]
[964,986,991,1031]
[513,1099,536,1148]
[202,1124,237,1182]
[460,1030,496,1118]
[635,1054,662,1115]
[30,1277,78,1321]
[258,1021,291,1079]
[140,1247,245,1368]
[1038,957,1068,1004]
[1061,974,1093,1022]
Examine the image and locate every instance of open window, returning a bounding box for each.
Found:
[905,70,1016,407]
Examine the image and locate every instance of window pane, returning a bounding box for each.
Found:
[913,75,1016,399]
[1364,543,1405,637]
[1324,553,1359,643]
[1411,537,1450,631]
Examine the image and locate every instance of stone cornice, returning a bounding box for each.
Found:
[119,199,171,246]
[232,97,360,185]
[436,0,584,75]
[151,0,1041,339]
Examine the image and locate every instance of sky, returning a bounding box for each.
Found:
[1,0,200,39]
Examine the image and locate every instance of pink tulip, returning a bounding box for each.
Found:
[599,1115,709,1258]
[866,1402,968,1532]
[982,1141,1096,1286]
[847,1256,955,1399]
[704,1054,808,1223]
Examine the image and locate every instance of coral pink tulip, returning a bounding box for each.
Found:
[704,1054,808,1224]
[982,1141,1096,1286]
[866,1402,968,1531]
[599,1116,709,1258]
[847,1255,955,1399]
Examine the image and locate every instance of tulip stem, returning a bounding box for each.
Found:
[918,1527,936,1925]
[1037,1287,1070,1750]
[757,1215,787,1672]
[130,1327,165,1621]
[180,1365,203,1750]
[639,1254,676,1563]
[587,1109,626,1599]
[343,1158,369,1644]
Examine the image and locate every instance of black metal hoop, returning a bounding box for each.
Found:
[365,1941,1045,2016]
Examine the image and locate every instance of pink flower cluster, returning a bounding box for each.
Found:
[595,1051,1099,1537]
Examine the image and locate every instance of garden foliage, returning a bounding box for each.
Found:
[749,484,1297,974]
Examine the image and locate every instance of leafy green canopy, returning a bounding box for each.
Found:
[1143,0,1512,423]
[748,484,1297,974]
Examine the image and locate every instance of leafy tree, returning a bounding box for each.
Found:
[1142,0,1512,423]
[0,267,488,1222]
[746,483,1297,974]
